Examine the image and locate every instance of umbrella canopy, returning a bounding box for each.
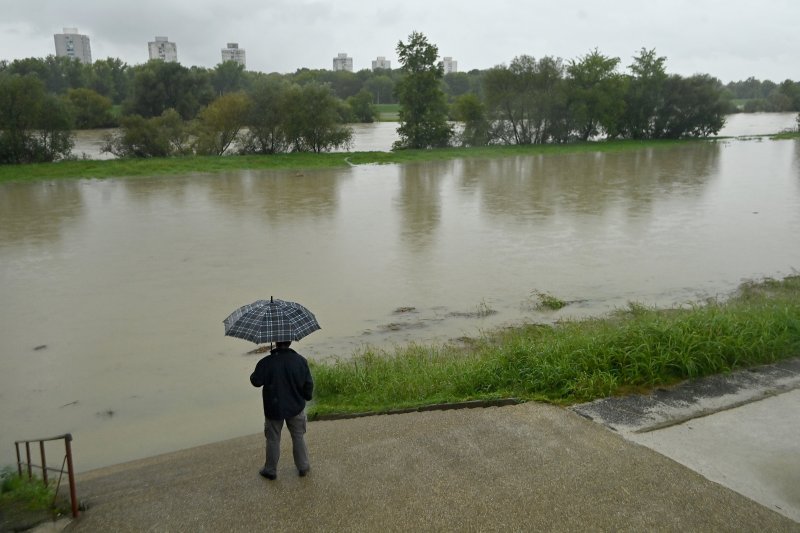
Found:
[223,297,321,344]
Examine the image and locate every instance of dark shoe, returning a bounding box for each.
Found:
[298,468,310,477]
[259,467,276,480]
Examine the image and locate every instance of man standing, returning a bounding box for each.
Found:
[250,341,314,480]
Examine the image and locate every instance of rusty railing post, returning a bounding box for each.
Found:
[64,434,79,518]
[40,441,48,485]
[25,442,32,479]
[15,442,22,476]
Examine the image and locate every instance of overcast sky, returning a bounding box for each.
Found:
[1,0,797,83]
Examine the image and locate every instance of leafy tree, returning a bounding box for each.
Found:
[89,58,131,103]
[193,92,251,155]
[655,74,727,138]
[240,76,290,154]
[346,89,377,123]
[483,55,568,144]
[65,88,115,129]
[0,74,73,164]
[212,61,248,96]
[393,31,452,149]
[364,74,395,104]
[125,61,213,119]
[102,114,169,157]
[621,48,668,139]
[102,109,191,158]
[451,93,491,146]
[443,72,472,100]
[566,49,626,140]
[282,83,353,153]
[159,108,192,155]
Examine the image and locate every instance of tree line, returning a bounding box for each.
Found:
[2,36,799,163]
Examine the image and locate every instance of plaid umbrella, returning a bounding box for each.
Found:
[223,297,321,344]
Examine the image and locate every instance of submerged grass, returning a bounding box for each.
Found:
[0,138,701,182]
[308,275,800,417]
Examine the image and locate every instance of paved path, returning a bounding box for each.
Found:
[62,398,798,532]
[571,357,800,524]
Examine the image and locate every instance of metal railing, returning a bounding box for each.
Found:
[14,433,79,518]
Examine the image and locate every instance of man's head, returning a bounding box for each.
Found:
[276,341,292,349]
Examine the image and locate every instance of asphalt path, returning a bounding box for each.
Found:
[54,359,800,532]
[26,359,800,532]
[571,357,800,524]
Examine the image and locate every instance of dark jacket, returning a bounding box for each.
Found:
[250,347,313,420]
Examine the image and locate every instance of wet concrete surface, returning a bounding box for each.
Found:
[571,357,800,523]
[64,398,799,532]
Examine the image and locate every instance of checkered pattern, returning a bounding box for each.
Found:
[223,298,321,344]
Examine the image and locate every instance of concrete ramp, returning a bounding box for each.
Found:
[67,401,798,532]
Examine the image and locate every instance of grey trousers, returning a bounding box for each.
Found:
[264,410,309,475]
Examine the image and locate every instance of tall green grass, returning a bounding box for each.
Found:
[0,467,60,512]
[309,276,800,416]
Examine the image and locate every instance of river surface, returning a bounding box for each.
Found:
[2,115,799,472]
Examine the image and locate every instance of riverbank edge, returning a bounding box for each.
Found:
[1,137,723,182]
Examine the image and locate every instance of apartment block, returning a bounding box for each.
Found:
[371,56,391,70]
[442,57,458,74]
[54,28,92,64]
[221,42,246,67]
[332,53,353,72]
[148,36,178,62]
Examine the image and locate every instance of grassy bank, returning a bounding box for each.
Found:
[0,468,65,530]
[308,276,800,417]
[0,138,702,182]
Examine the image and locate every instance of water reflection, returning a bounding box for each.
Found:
[0,181,86,246]
[396,162,449,250]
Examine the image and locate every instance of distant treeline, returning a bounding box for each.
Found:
[1,48,799,164]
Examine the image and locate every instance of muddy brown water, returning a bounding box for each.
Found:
[2,116,799,472]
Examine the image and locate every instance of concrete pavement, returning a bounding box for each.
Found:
[572,357,800,523]
[61,391,799,532]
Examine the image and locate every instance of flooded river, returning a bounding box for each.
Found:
[2,117,799,472]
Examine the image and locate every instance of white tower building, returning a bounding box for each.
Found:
[371,56,391,70]
[148,36,178,62]
[332,53,353,72]
[442,57,458,74]
[221,43,246,67]
[54,28,92,64]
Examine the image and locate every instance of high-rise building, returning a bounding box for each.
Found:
[148,36,178,62]
[221,42,246,68]
[442,57,458,74]
[332,53,353,72]
[53,28,92,64]
[371,56,391,70]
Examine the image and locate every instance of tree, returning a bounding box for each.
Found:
[89,57,131,103]
[621,48,668,139]
[282,83,352,153]
[0,74,73,164]
[65,88,115,129]
[566,49,626,140]
[125,61,213,119]
[393,31,452,149]
[346,89,377,123]
[364,74,395,104]
[102,109,192,158]
[451,93,491,146]
[240,76,290,154]
[655,74,727,138]
[102,114,169,158]
[483,55,568,144]
[212,61,248,96]
[193,92,251,155]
